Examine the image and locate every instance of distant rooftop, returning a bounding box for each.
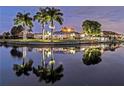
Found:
[61,26,75,33]
[102,31,121,35]
[53,31,80,35]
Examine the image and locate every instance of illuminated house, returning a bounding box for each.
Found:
[33,32,51,39]
[33,33,42,39]
[61,27,75,33]
[101,31,122,41]
[53,27,80,39]
[18,31,34,39]
[79,31,122,41]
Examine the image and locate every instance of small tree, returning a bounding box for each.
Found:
[10,25,24,38]
[2,32,10,39]
[82,20,101,36]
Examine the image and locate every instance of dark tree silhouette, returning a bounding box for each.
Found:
[10,48,23,58]
[82,48,102,65]
[13,59,33,77]
[33,63,64,84]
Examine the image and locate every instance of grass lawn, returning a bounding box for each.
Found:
[0,39,122,44]
[0,39,81,43]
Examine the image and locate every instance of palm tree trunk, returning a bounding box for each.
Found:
[22,47,27,63]
[23,31,27,40]
[50,48,54,76]
[42,48,45,67]
[50,20,54,42]
[23,25,27,40]
[42,24,45,40]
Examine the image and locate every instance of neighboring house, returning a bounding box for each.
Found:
[18,31,34,39]
[33,33,42,39]
[101,31,122,41]
[53,31,80,40]
[52,26,80,39]
[61,26,75,33]
[80,31,122,41]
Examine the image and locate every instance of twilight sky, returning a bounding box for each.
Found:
[0,6,124,34]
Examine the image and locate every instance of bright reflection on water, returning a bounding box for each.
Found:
[0,43,124,86]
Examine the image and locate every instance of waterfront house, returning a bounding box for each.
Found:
[33,33,42,39]
[18,31,34,39]
[53,31,80,40]
[53,26,80,40]
[101,31,122,41]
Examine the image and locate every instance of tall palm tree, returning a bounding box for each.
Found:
[46,7,64,42]
[34,8,49,40]
[14,12,33,39]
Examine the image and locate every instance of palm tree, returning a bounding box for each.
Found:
[34,8,49,40]
[46,7,64,42]
[14,12,33,39]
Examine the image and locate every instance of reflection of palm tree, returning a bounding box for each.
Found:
[13,47,33,77]
[33,47,64,84]
[33,63,64,84]
[82,48,102,65]
[42,48,46,67]
[13,59,33,76]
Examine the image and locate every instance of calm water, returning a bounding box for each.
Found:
[0,43,124,86]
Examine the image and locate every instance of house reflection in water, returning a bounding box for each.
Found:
[34,43,120,55]
[35,43,120,66]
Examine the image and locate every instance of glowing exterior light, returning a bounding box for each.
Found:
[47,32,51,36]
[49,59,55,65]
[80,48,85,51]
[67,28,71,32]
[49,25,55,29]
[69,49,75,54]
[101,49,104,54]
[46,51,51,57]
[61,26,75,33]
[80,34,85,37]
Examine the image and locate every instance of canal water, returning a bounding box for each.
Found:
[0,43,124,86]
